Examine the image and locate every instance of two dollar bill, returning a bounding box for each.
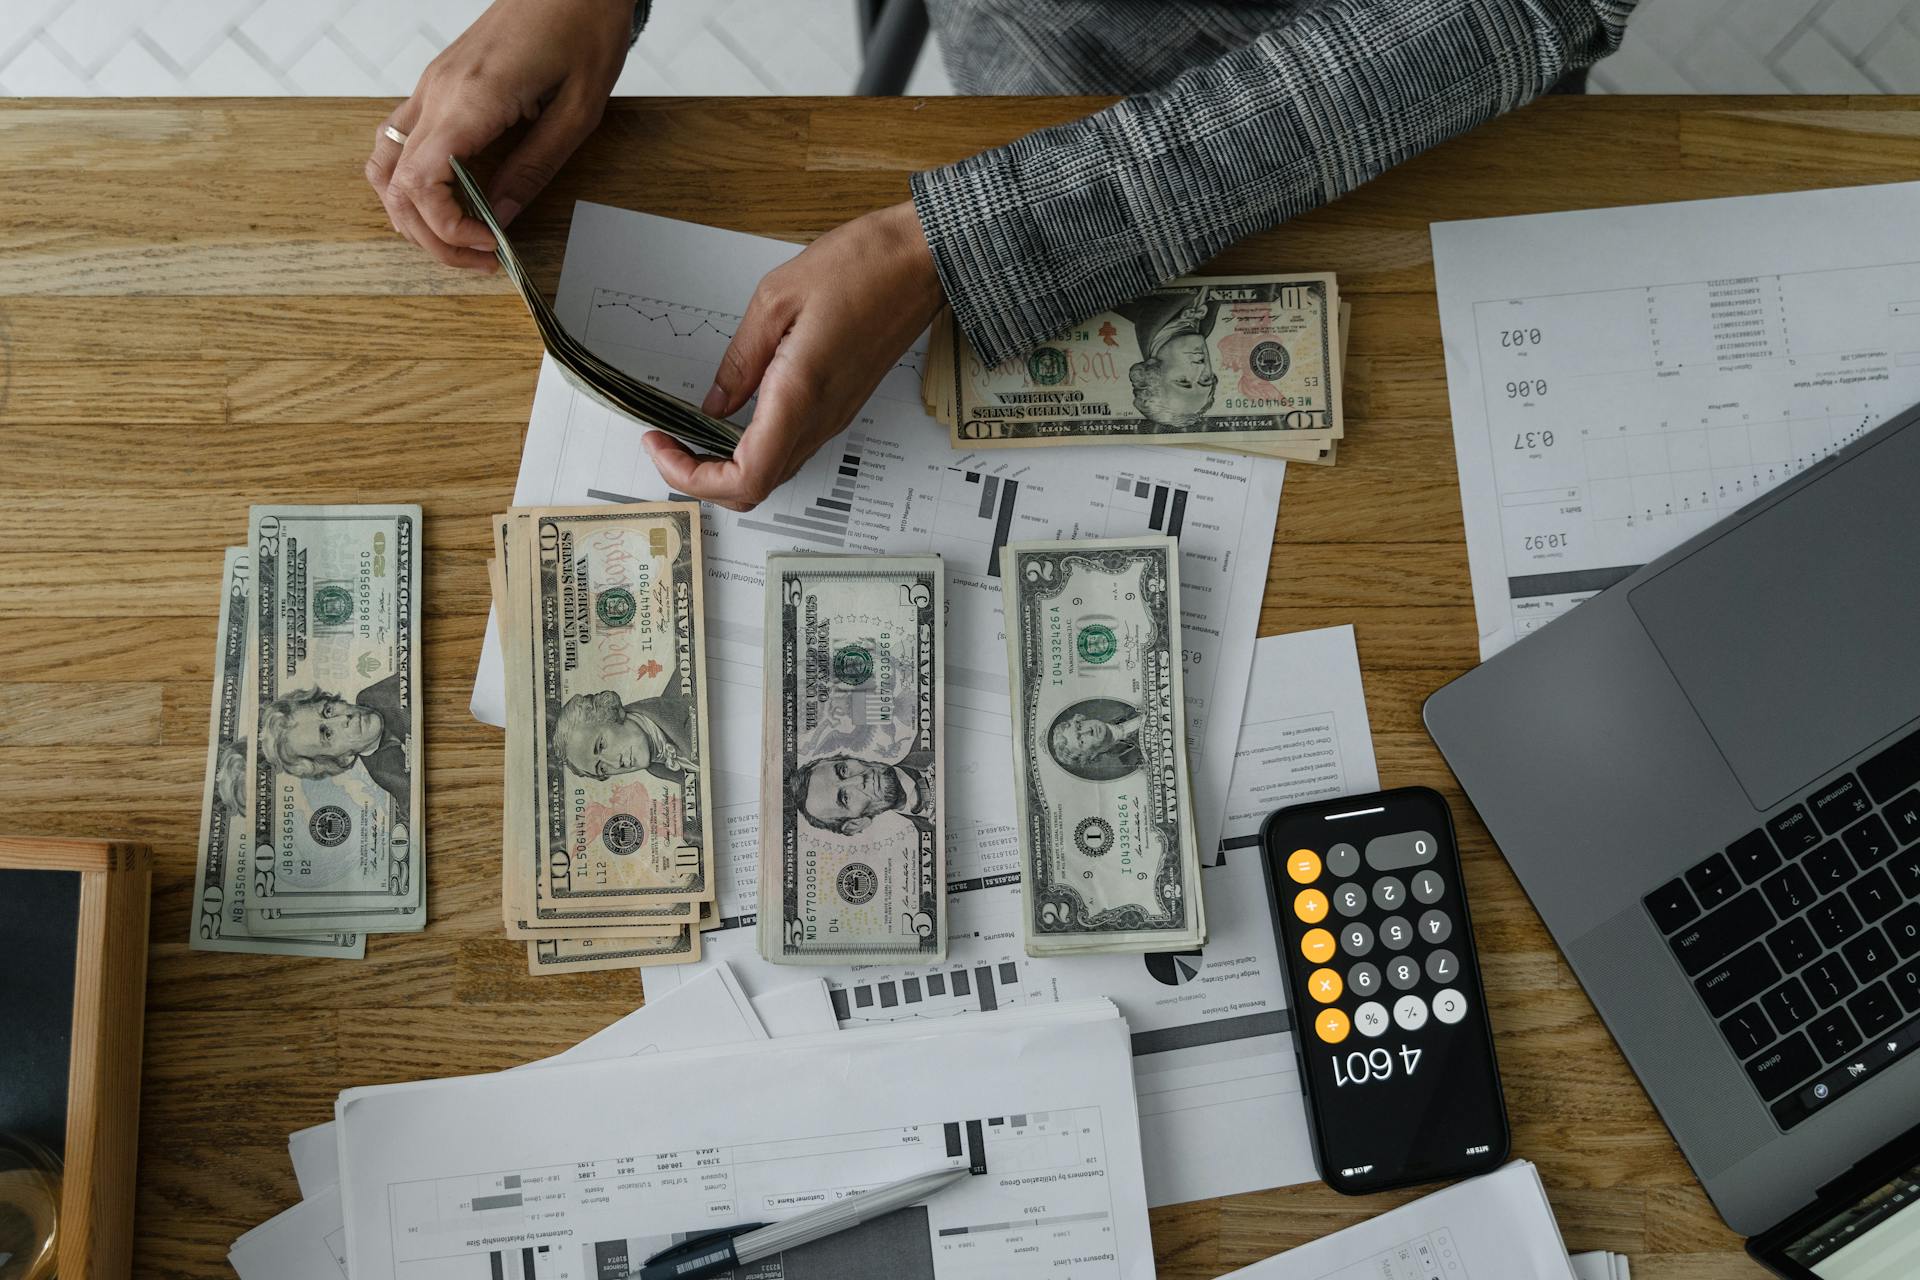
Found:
[1002,537,1206,955]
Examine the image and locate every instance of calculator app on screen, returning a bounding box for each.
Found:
[1263,787,1509,1194]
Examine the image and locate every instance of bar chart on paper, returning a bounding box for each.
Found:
[382,1110,1125,1280]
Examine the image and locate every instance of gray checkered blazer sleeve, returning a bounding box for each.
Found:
[910,0,1634,367]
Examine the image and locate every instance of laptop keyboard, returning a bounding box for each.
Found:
[1644,725,1920,1131]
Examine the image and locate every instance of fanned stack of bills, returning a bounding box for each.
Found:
[489,504,716,975]
[190,505,425,958]
[759,554,946,965]
[924,274,1348,466]
[450,157,743,458]
[1001,537,1206,956]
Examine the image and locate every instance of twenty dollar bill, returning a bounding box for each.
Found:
[761,554,945,964]
[1001,537,1205,955]
[191,547,364,958]
[246,505,424,935]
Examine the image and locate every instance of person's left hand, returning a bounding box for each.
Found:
[643,200,945,511]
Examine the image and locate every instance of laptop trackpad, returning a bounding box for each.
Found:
[1628,424,1920,811]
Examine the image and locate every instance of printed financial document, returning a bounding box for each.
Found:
[652,625,1378,1207]
[334,1001,1154,1280]
[471,202,1287,869]
[1434,181,1920,657]
[246,967,837,1277]
[1217,1161,1578,1280]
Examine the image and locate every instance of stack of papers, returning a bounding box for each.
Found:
[230,965,838,1277]
[1218,1161,1627,1279]
[231,979,1158,1280]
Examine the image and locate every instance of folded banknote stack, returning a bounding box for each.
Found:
[923,273,1350,467]
[488,503,718,975]
[190,505,426,960]
[451,157,744,458]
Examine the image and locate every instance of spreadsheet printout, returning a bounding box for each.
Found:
[1433,181,1920,658]
[470,202,1287,870]
[335,1001,1154,1280]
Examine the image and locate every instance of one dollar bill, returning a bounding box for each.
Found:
[1001,537,1205,955]
[190,547,364,959]
[761,554,945,965]
[246,504,424,935]
[933,274,1340,448]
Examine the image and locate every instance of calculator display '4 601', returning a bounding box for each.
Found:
[1262,787,1510,1193]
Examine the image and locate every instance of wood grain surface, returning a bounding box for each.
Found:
[8,93,1916,1278]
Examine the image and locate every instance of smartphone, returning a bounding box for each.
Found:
[1261,785,1510,1194]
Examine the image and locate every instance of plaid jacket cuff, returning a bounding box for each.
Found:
[912,0,1632,369]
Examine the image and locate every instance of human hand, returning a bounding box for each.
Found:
[367,0,632,270]
[643,200,946,511]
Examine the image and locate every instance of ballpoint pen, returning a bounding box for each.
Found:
[635,1165,970,1280]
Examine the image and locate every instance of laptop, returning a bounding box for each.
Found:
[1747,1120,1920,1278]
[1423,406,1920,1242]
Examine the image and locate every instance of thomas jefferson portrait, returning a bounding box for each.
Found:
[790,754,936,836]
[550,687,698,782]
[1048,697,1146,783]
[257,672,412,823]
[1116,287,1221,429]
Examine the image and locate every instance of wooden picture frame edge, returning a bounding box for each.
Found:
[0,837,152,1280]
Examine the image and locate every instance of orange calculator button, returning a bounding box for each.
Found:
[1287,849,1322,884]
[1300,928,1336,964]
[1315,1007,1351,1044]
[1293,888,1329,924]
[1307,967,1344,1003]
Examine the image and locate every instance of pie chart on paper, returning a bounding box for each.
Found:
[1145,950,1204,987]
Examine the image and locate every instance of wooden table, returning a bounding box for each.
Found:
[11,92,1916,1278]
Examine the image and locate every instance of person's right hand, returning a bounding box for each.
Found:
[367,0,633,270]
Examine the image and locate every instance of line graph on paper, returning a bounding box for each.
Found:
[581,287,927,407]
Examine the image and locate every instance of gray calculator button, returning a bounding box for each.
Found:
[1411,870,1445,904]
[1386,956,1420,990]
[1333,882,1368,918]
[1379,915,1413,951]
[1394,994,1429,1031]
[1354,1000,1390,1037]
[1425,948,1460,984]
[1419,909,1453,945]
[1366,830,1440,872]
[1372,877,1405,911]
[1340,921,1374,956]
[1326,842,1361,877]
[1349,962,1381,997]
[1433,988,1468,1025]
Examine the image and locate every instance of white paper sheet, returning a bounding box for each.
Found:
[230,1182,351,1280]
[253,966,783,1277]
[1219,1161,1576,1279]
[335,1000,1155,1280]
[750,978,840,1038]
[1433,181,1920,657]
[470,201,1286,869]
[1570,1253,1631,1280]
[285,965,768,1201]
[650,625,1377,1207]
